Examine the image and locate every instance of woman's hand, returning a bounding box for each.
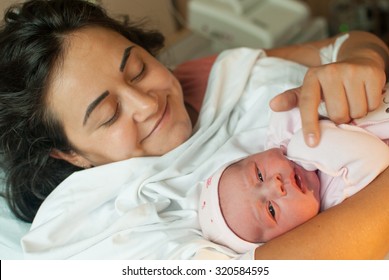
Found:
[270,55,386,147]
[267,30,389,147]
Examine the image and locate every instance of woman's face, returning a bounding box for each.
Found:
[219,148,320,243]
[47,27,192,167]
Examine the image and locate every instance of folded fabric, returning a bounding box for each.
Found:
[21,48,310,259]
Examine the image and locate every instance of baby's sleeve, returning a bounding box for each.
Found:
[286,120,389,209]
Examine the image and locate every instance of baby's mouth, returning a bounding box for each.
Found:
[294,173,305,193]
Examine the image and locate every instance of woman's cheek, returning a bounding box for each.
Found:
[108,125,138,158]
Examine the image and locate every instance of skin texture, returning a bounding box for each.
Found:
[267,31,388,147]
[256,31,389,259]
[254,167,389,259]
[219,148,320,243]
[45,27,389,259]
[48,27,193,167]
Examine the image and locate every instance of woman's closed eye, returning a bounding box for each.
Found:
[131,63,146,82]
[102,102,120,127]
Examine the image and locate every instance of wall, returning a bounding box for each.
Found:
[100,0,178,42]
[1,1,388,44]
[300,0,331,18]
[0,1,339,36]
[0,0,18,14]
[0,0,180,46]
[172,0,331,23]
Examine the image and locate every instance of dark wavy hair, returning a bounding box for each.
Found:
[0,0,165,222]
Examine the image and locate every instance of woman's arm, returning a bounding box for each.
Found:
[268,31,389,147]
[253,31,389,260]
[254,167,389,259]
[266,30,389,73]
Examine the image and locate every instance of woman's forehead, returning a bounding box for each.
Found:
[46,28,127,124]
[65,27,132,55]
[51,27,133,87]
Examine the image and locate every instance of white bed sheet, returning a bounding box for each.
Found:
[0,169,30,259]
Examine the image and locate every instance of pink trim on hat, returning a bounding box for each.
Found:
[198,163,260,253]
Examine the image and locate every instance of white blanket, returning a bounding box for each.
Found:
[21,48,310,259]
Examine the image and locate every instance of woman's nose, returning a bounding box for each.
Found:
[125,88,158,122]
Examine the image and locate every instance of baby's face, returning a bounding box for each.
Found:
[218,148,320,243]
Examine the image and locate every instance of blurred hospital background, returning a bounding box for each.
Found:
[1,0,389,66]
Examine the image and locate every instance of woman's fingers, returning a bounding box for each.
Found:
[269,88,299,112]
[343,82,368,120]
[364,70,386,111]
[270,63,386,147]
[318,75,351,124]
[298,78,322,147]
[270,85,322,147]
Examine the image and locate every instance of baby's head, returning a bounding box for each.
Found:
[199,148,320,253]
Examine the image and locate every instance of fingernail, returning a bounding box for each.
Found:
[307,133,317,147]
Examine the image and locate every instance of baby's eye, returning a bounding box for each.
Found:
[268,202,276,219]
[257,167,263,182]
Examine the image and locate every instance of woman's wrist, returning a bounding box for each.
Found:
[337,31,389,76]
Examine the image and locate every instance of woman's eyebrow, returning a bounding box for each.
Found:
[119,45,135,72]
[83,90,110,126]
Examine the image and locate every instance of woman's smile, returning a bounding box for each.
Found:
[47,26,192,167]
[142,97,169,143]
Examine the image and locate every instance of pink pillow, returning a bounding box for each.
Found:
[173,55,218,113]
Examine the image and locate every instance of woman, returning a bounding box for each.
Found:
[0,0,388,259]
